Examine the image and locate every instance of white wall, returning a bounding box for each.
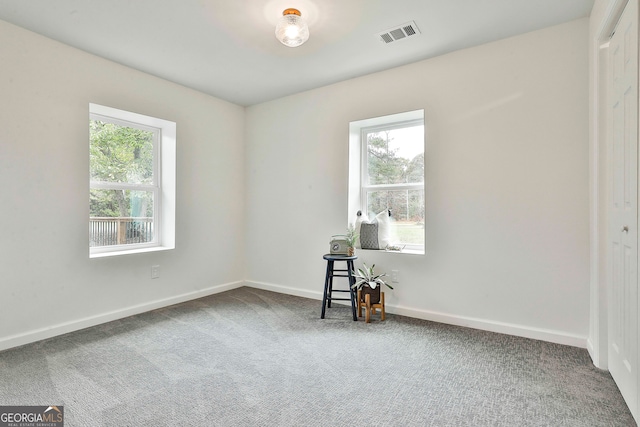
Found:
[245,18,590,346]
[0,19,245,350]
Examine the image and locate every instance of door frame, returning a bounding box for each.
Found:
[590,0,630,370]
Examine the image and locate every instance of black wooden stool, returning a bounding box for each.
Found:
[321,254,358,321]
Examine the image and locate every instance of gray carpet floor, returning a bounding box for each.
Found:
[0,287,635,426]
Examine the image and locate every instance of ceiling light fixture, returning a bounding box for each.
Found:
[275,8,309,48]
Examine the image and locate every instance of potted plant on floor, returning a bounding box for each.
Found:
[351,263,393,322]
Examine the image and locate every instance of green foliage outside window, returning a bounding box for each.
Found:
[89,120,154,218]
[366,130,424,224]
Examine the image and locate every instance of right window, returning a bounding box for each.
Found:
[350,111,425,253]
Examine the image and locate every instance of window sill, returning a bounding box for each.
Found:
[357,248,425,256]
[90,245,173,259]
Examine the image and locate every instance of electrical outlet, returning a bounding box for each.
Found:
[391,269,399,283]
[151,265,160,279]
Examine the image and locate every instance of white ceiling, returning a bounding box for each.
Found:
[0,0,594,106]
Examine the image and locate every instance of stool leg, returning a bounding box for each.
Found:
[365,293,371,323]
[327,260,334,308]
[381,292,385,321]
[357,289,362,318]
[321,260,332,319]
[347,260,357,321]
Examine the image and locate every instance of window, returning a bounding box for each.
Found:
[349,110,425,253]
[89,104,176,257]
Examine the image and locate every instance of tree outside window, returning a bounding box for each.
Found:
[362,121,424,247]
[89,116,159,248]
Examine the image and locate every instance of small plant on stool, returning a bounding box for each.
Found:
[345,223,358,256]
[351,263,393,323]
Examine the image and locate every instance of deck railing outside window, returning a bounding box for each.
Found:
[90,217,153,247]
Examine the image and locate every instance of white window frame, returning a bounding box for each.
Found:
[89,103,176,258]
[349,110,425,254]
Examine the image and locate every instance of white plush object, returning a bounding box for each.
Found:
[356,210,391,250]
[375,210,391,249]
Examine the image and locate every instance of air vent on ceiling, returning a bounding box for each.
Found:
[378,21,421,44]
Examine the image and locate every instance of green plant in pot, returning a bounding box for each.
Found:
[351,263,393,305]
[345,223,358,256]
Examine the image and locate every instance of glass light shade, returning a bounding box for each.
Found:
[275,9,309,47]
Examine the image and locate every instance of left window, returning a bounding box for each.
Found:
[89,104,176,257]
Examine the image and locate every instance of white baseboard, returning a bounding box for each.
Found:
[2,280,587,353]
[587,338,597,364]
[245,280,587,349]
[0,281,243,352]
[586,337,608,369]
[245,280,323,300]
[391,304,587,348]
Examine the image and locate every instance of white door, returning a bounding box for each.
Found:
[609,0,639,419]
